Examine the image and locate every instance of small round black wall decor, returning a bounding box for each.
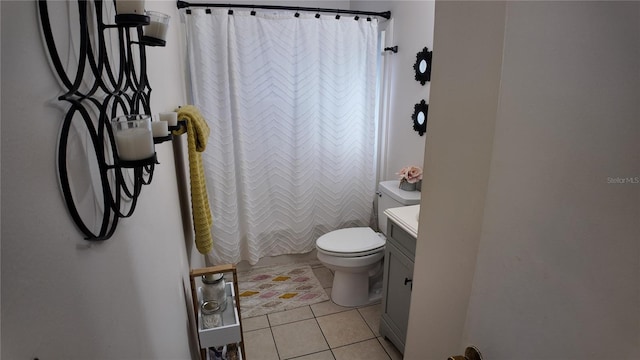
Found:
[412,100,428,136]
[413,47,433,85]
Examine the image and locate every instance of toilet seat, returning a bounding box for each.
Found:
[316,227,385,257]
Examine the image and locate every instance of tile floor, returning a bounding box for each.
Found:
[240,263,403,360]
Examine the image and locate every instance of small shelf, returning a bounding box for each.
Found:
[203,345,243,360]
[197,283,241,348]
[190,264,246,360]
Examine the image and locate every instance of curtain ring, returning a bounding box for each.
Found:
[335,14,340,20]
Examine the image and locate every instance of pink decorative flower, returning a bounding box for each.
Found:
[397,166,423,184]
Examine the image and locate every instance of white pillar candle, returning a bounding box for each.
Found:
[159,112,178,127]
[115,127,155,161]
[115,0,145,15]
[145,21,169,40]
[144,11,170,41]
[151,121,169,137]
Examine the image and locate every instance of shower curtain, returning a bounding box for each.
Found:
[183,8,379,265]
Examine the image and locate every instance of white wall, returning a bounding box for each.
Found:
[404,2,506,358]
[1,1,195,358]
[352,1,434,180]
[464,2,640,359]
[406,1,640,359]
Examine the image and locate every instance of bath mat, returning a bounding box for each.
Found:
[237,263,329,318]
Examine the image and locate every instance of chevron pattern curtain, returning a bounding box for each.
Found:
[184,9,379,265]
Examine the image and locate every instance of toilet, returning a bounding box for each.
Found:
[315,180,421,307]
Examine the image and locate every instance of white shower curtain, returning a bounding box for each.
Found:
[183,8,379,265]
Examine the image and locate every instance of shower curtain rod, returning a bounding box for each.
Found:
[176,1,391,19]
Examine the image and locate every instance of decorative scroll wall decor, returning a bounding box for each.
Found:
[412,99,428,136]
[413,47,433,85]
[38,0,172,240]
[412,46,432,136]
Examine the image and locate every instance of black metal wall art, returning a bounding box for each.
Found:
[412,100,428,136]
[413,47,432,85]
[38,0,170,240]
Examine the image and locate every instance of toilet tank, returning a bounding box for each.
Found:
[377,180,421,236]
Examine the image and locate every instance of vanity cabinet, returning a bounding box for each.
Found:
[380,219,416,354]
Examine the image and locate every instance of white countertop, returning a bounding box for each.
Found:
[384,205,420,238]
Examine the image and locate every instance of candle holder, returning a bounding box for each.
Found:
[115,0,150,27]
[38,0,178,241]
[141,11,170,47]
[38,0,172,241]
[154,135,173,144]
[152,118,173,144]
[112,114,156,167]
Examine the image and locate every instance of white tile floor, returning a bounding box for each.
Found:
[241,264,403,360]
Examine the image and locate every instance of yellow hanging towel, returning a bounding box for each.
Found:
[174,105,213,254]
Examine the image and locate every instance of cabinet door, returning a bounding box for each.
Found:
[382,241,415,343]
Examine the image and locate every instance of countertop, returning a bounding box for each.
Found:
[384,204,419,238]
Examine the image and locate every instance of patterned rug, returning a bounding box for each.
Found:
[237,263,329,318]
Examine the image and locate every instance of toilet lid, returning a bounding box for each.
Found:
[316,227,385,253]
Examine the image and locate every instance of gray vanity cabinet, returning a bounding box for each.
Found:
[379,219,416,354]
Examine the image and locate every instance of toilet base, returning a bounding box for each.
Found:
[330,269,383,307]
[331,271,368,307]
[316,242,385,307]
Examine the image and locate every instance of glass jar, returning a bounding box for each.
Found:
[111,114,155,163]
[201,301,223,329]
[201,273,227,312]
[208,345,227,360]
